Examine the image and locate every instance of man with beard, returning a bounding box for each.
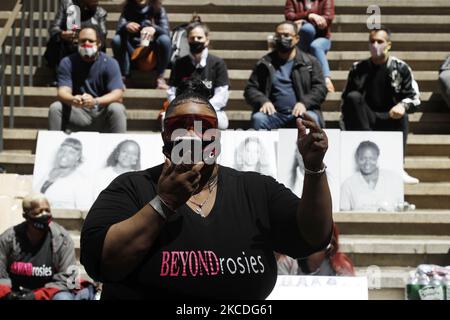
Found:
[245,21,327,130]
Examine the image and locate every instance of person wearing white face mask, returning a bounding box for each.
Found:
[48,24,127,134]
[340,26,421,184]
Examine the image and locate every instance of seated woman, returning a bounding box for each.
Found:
[276,224,354,276]
[167,22,230,129]
[284,0,335,92]
[111,0,171,89]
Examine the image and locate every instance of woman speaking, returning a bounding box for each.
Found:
[80,79,333,300]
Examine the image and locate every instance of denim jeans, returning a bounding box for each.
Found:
[251,110,321,130]
[52,286,95,300]
[112,33,172,77]
[298,22,332,78]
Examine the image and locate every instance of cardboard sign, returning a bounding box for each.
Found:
[267,275,369,300]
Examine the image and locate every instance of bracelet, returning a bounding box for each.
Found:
[304,164,327,176]
[149,195,175,220]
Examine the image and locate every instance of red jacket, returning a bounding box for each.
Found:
[284,0,335,39]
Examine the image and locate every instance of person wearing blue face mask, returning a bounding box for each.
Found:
[0,193,81,300]
[245,21,327,130]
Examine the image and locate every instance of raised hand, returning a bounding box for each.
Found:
[157,158,204,210]
[296,113,328,171]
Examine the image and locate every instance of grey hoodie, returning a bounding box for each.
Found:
[0,221,77,291]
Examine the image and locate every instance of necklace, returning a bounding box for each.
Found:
[188,175,218,217]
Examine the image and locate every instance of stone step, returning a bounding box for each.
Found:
[51,209,450,236]
[2,61,443,92]
[68,232,450,268]
[6,27,450,52]
[4,45,448,71]
[3,11,450,33]
[97,0,450,15]
[407,134,450,156]
[4,86,448,112]
[3,107,450,137]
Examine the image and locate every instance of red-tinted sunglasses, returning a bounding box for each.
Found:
[163,114,218,141]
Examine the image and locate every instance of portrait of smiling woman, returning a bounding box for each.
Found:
[93,139,142,198]
[37,137,92,210]
[340,140,403,212]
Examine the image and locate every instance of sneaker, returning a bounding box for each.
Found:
[325,77,335,93]
[402,170,419,184]
[156,77,169,90]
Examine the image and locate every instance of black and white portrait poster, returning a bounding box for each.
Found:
[32,131,100,210]
[339,131,404,212]
[218,130,278,179]
[92,133,165,200]
[277,129,341,213]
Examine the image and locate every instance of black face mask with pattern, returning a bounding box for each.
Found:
[25,212,52,231]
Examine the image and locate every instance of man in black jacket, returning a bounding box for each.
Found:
[244,21,327,130]
[340,27,421,184]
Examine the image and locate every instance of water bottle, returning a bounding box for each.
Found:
[406,272,430,300]
[395,201,416,212]
[66,4,81,32]
[405,271,419,300]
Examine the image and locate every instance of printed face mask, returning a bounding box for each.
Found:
[26,211,52,230]
[78,43,98,58]
[369,42,388,58]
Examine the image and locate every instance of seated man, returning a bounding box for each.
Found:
[340,26,421,184]
[244,21,327,130]
[112,0,172,89]
[0,193,94,300]
[49,24,127,133]
[44,0,108,84]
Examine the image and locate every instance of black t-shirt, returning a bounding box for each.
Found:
[8,223,54,291]
[365,62,393,112]
[81,165,322,300]
[168,54,229,97]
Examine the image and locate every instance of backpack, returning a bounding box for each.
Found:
[170,23,190,67]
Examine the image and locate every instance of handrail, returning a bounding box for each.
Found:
[0,2,21,46]
[0,0,22,153]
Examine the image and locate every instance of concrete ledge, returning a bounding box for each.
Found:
[340,235,450,254]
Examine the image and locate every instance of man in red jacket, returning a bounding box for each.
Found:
[284,0,335,92]
[0,193,87,300]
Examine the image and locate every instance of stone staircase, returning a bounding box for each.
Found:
[1,0,450,300]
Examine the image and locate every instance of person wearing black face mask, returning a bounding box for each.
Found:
[0,193,80,300]
[167,22,230,129]
[245,21,327,130]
